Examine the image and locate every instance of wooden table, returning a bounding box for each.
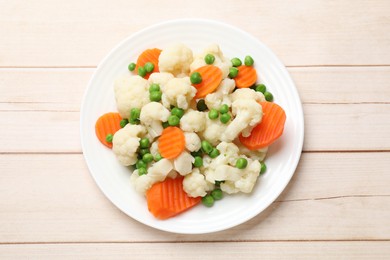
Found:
[1,1,389,258]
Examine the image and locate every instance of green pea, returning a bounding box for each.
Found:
[202,195,214,207]
[201,140,213,154]
[144,62,154,73]
[228,67,238,78]
[190,72,202,84]
[231,57,242,67]
[138,167,147,176]
[139,148,150,157]
[142,153,154,163]
[168,115,180,126]
[196,99,208,111]
[236,158,248,169]
[128,62,136,71]
[255,84,266,94]
[260,162,267,175]
[244,55,254,66]
[211,188,223,200]
[120,119,128,128]
[264,91,273,102]
[162,121,170,128]
[219,104,229,114]
[105,134,113,143]
[138,66,147,77]
[154,153,163,162]
[149,91,162,102]
[130,108,141,121]
[191,150,203,157]
[208,109,219,120]
[205,54,215,64]
[171,107,185,118]
[149,83,160,92]
[220,113,231,124]
[135,160,147,169]
[139,138,150,149]
[209,148,220,158]
[193,156,203,168]
[129,118,140,125]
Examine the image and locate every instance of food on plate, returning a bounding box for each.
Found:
[95,43,286,219]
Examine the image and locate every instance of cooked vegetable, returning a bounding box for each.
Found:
[146,176,201,219]
[138,66,147,77]
[209,148,220,158]
[136,48,162,79]
[192,65,223,99]
[149,90,162,102]
[196,99,208,111]
[144,62,155,73]
[264,91,273,102]
[136,159,147,169]
[204,54,215,64]
[140,138,150,149]
[128,62,136,71]
[193,156,203,167]
[231,57,242,67]
[260,162,267,175]
[138,167,147,175]
[130,108,141,124]
[255,84,266,94]
[158,126,185,159]
[168,115,180,126]
[105,134,113,143]
[239,101,286,150]
[228,67,238,78]
[211,188,223,200]
[142,153,154,163]
[220,113,231,124]
[190,72,202,84]
[234,65,257,88]
[219,104,229,114]
[95,112,122,148]
[171,107,185,118]
[235,158,248,169]
[202,195,214,207]
[201,140,213,154]
[154,153,163,162]
[149,83,160,92]
[208,109,219,120]
[244,55,254,66]
[120,119,129,128]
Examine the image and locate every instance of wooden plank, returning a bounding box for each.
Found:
[0,0,389,67]
[1,67,390,112]
[1,103,389,153]
[1,242,390,260]
[0,153,389,243]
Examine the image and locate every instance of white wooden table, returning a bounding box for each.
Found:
[1,1,389,259]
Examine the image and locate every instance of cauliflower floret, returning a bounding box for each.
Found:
[184,132,201,152]
[190,44,232,79]
[173,151,194,176]
[221,99,262,142]
[149,141,159,157]
[114,75,149,118]
[148,72,174,91]
[158,43,193,77]
[140,102,170,139]
[204,78,235,109]
[229,88,266,103]
[183,168,213,197]
[234,140,268,161]
[130,159,173,194]
[161,77,196,110]
[200,117,227,145]
[201,142,261,194]
[180,109,206,132]
[112,124,146,166]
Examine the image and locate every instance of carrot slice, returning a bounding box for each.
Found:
[193,65,223,99]
[95,112,122,148]
[234,65,258,88]
[146,176,201,220]
[158,127,185,159]
[239,101,286,150]
[136,48,162,79]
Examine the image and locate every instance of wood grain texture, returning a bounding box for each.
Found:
[1,242,390,260]
[0,153,389,243]
[0,0,389,67]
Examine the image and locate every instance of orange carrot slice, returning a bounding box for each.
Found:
[239,101,286,150]
[146,176,201,220]
[158,127,185,159]
[234,65,258,88]
[136,48,162,79]
[193,65,223,99]
[95,112,122,148]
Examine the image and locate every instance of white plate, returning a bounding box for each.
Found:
[80,19,304,234]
